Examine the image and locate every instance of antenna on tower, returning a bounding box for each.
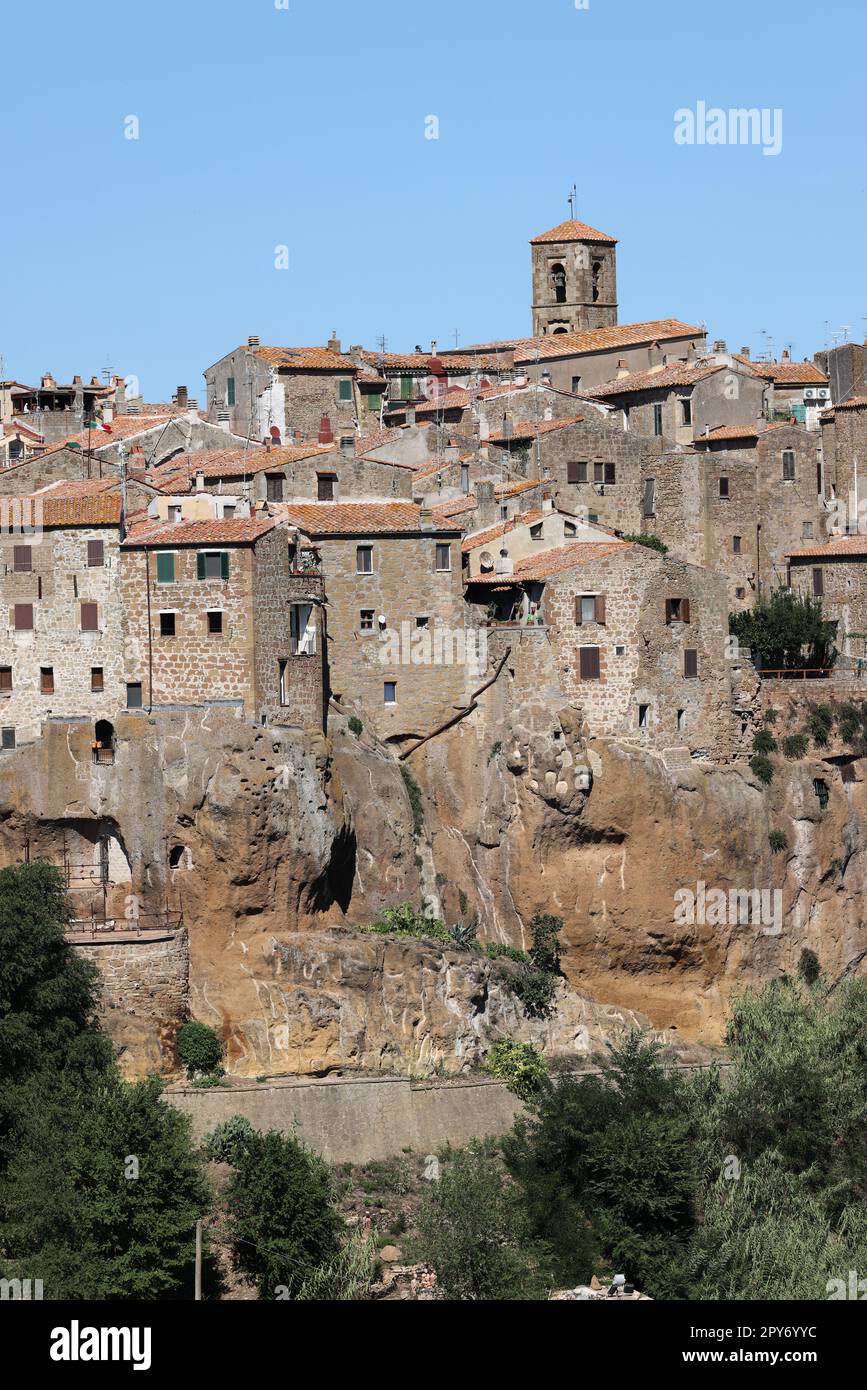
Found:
[568,183,577,219]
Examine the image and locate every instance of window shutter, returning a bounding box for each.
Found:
[221,552,230,580]
[604,462,615,485]
[595,594,606,624]
[197,552,206,580]
[81,602,98,632]
[574,595,583,626]
[665,599,672,624]
[813,567,823,596]
[14,603,33,631]
[681,598,691,623]
[579,646,600,681]
[87,539,104,567]
[567,461,579,484]
[684,649,698,678]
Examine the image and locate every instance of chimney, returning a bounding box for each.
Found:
[72,374,82,385]
[502,412,514,439]
[740,346,751,358]
[542,490,554,513]
[444,437,459,461]
[318,414,334,445]
[430,340,437,355]
[782,348,790,361]
[328,332,341,354]
[406,405,416,426]
[217,409,231,433]
[541,368,552,386]
[176,385,189,410]
[248,335,260,348]
[616,359,630,379]
[713,339,727,354]
[195,470,205,493]
[476,479,497,530]
[418,502,435,531]
[341,434,354,458]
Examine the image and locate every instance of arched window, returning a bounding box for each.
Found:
[93,720,115,765]
[553,326,568,335]
[591,260,602,303]
[550,263,567,304]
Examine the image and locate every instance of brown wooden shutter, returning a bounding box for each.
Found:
[13,545,32,573]
[579,646,600,681]
[14,603,33,631]
[0,668,11,691]
[567,461,580,484]
[574,595,583,626]
[604,462,616,485]
[595,593,606,624]
[81,602,99,632]
[813,567,824,597]
[681,598,691,623]
[684,649,698,678]
[87,539,104,567]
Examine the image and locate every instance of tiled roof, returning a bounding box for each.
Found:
[358,350,511,373]
[9,494,123,527]
[36,478,121,497]
[247,345,356,372]
[787,536,867,560]
[462,510,545,553]
[50,412,179,452]
[354,426,407,456]
[283,502,459,536]
[149,443,334,481]
[733,355,828,385]
[487,415,584,443]
[448,319,704,363]
[824,396,867,413]
[123,516,277,547]
[431,479,542,520]
[530,219,617,245]
[586,361,723,398]
[470,540,631,583]
[692,421,788,445]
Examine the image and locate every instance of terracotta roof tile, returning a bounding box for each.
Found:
[787,536,867,560]
[248,345,356,372]
[530,219,617,245]
[123,516,276,547]
[733,355,828,385]
[50,412,178,452]
[487,415,584,442]
[447,319,704,363]
[149,443,335,481]
[4,494,123,527]
[470,540,631,583]
[283,502,459,536]
[462,509,545,553]
[692,421,789,445]
[586,361,723,398]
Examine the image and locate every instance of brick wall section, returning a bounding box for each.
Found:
[317,531,472,738]
[541,546,731,755]
[0,524,124,742]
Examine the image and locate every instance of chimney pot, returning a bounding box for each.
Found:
[318,414,334,446]
[248,335,260,348]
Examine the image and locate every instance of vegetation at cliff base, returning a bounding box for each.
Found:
[729,588,836,670]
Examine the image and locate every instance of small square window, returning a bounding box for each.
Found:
[198,551,227,580]
[1,727,15,750]
[91,667,104,692]
[615,645,625,656]
[384,681,397,705]
[415,615,429,629]
[360,609,375,632]
[40,666,54,694]
[567,461,588,484]
[435,543,451,572]
[159,612,176,637]
[529,524,543,539]
[357,545,373,574]
[222,504,235,520]
[207,611,223,635]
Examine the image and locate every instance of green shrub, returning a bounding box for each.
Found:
[798,948,821,986]
[205,1114,257,1166]
[450,921,478,952]
[749,754,774,784]
[782,733,808,760]
[458,889,469,916]
[528,912,564,977]
[347,715,363,737]
[623,533,668,554]
[486,1039,549,1102]
[400,764,424,837]
[488,740,502,763]
[510,966,557,1018]
[729,589,836,670]
[768,830,788,854]
[752,728,777,755]
[360,902,450,943]
[177,1021,223,1078]
[806,703,833,746]
[839,717,860,745]
[763,708,779,725]
[484,942,529,965]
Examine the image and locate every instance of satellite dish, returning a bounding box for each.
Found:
[479,551,495,572]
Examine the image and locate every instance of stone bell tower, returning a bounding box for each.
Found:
[530,217,618,336]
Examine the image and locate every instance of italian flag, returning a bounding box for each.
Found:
[86,417,111,434]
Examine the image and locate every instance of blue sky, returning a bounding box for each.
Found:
[2,0,865,402]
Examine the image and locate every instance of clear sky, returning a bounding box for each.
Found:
[2,0,865,402]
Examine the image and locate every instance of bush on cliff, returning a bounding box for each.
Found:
[177,1020,224,1079]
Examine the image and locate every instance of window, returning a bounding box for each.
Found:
[356,545,373,574]
[40,666,54,694]
[529,523,543,539]
[266,474,284,502]
[168,504,182,523]
[14,603,33,631]
[812,567,824,597]
[571,376,582,393]
[461,463,470,494]
[575,594,605,625]
[735,587,745,600]
[360,609,375,632]
[207,611,223,635]
[803,521,814,539]
[384,681,397,704]
[665,597,690,623]
[813,778,829,810]
[435,543,451,572]
[719,477,729,498]
[159,612,176,637]
[567,461,588,484]
[733,535,742,555]
[155,552,175,584]
[681,398,692,426]
[317,474,336,501]
[677,708,685,731]
[416,615,429,629]
[564,521,576,537]
[290,604,316,655]
[222,505,235,520]
[615,645,625,656]
[80,602,99,632]
[604,461,616,485]
[13,544,32,573]
[126,682,143,709]
[338,379,353,402]
[0,667,11,693]
[279,659,289,706]
[500,505,509,520]
[653,403,664,437]
[87,539,104,567]
[400,375,414,401]
[578,646,601,681]
[367,392,382,411]
[91,667,104,691]
[197,551,229,580]
[642,478,656,517]
[638,704,649,729]
[226,376,235,407]
[684,649,698,678]
[591,260,601,302]
[782,449,795,481]
[1,728,15,750]
[593,462,604,483]
[551,262,567,304]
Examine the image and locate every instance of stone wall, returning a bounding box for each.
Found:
[789,556,867,658]
[255,451,414,505]
[73,929,189,1077]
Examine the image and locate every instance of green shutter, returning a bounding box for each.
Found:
[400,375,413,400]
[227,376,235,407]
[339,379,353,402]
[367,393,382,411]
[156,552,175,584]
[221,552,230,580]
[197,552,206,579]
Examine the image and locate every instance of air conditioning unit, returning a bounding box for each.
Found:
[804,389,816,400]
[817,388,830,400]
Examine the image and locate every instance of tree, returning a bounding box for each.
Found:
[502,1033,696,1295]
[176,1020,223,1078]
[729,588,836,671]
[414,1144,552,1300]
[0,1074,211,1300]
[223,1128,343,1299]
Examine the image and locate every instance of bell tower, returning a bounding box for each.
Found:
[530,215,618,336]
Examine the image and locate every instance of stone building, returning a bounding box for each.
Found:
[119,515,321,726]
[587,356,766,445]
[282,502,468,740]
[0,372,128,444]
[149,441,416,506]
[469,539,731,756]
[732,351,829,428]
[204,336,360,444]
[530,218,619,335]
[787,536,867,662]
[0,491,125,746]
[816,341,867,410]
[821,397,867,527]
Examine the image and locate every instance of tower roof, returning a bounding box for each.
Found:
[530,218,617,246]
